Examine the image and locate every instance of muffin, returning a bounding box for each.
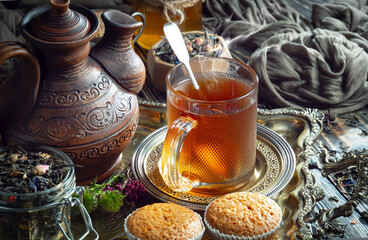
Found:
[204,192,282,240]
[124,203,205,240]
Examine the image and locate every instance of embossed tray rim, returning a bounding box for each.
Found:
[257,107,324,239]
[132,124,296,211]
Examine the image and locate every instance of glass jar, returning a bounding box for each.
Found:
[0,144,98,240]
[133,0,203,50]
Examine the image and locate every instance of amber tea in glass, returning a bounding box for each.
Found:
[159,57,259,195]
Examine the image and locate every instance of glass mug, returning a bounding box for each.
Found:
[159,57,259,195]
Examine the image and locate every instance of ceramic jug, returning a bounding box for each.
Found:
[0,0,146,185]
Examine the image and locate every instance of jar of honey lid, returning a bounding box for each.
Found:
[133,0,203,50]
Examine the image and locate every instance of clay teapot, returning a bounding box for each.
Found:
[0,0,146,185]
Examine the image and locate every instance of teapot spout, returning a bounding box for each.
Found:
[91,10,146,94]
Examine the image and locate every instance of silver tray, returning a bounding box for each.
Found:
[132,124,296,211]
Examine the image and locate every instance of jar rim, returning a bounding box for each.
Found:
[0,144,75,208]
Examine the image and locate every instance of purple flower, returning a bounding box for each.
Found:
[115,183,123,192]
[29,178,37,192]
[103,185,113,191]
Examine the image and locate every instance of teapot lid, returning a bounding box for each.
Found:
[28,0,90,42]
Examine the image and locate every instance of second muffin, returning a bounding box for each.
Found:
[204,192,282,240]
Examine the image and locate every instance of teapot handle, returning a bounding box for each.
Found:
[131,12,146,44]
[0,41,40,119]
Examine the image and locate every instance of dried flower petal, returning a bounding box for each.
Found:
[186,40,193,52]
[194,37,203,45]
[29,179,37,192]
[9,171,24,178]
[34,165,50,175]
[10,154,20,163]
[39,153,51,160]
[203,44,211,52]
[8,195,16,202]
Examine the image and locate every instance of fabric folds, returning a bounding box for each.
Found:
[203,0,368,114]
[249,29,368,114]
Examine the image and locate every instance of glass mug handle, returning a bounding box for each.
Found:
[131,12,146,44]
[159,115,198,192]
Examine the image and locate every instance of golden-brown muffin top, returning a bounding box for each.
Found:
[127,203,203,240]
[205,192,282,237]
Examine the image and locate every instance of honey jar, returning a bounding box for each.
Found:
[133,0,203,50]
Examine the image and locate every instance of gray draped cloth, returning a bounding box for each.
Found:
[203,0,368,114]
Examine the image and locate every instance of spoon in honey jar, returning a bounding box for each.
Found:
[163,22,207,100]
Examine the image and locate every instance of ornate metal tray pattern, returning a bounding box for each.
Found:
[257,108,324,239]
[132,124,296,210]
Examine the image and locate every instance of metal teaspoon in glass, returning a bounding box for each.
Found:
[163,22,207,100]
